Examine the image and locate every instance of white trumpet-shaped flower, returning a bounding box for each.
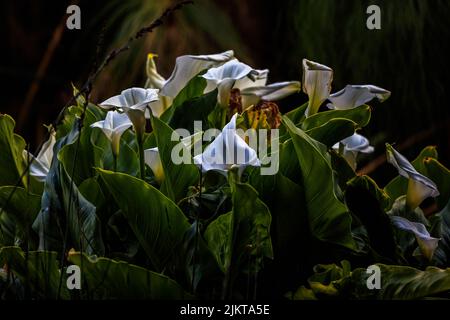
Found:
[302,59,390,116]
[90,110,132,156]
[333,133,374,170]
[327,85,391,110]
[391,216,440,260]
[193,113,260,177]
[386,144,439,209]
[203,59,300,109]
[144,132,204,184]
[145,50,235,117]
[99,87,159,135]
[22,131,56,182]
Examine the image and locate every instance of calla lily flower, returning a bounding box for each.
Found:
[327,85,391,110]
[302,59,333,117]
[145,53,166,90]
[90,110,132,156]
[22,131,56,182]
[145,50,235,117]
[99,87,159,135]
[193,113,260,177]
[332,133,374,170]
[302,59,390,116]
[203,59,300,109]
[386,144,439,209]
[144,148,165,184]
[391,216,440,260]
[144,132,204,184]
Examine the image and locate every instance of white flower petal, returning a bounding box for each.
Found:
[302,59,333,117]
[91,111,132,156]
[328,84,391,110]
[332,134,374,170]
[100,88,159,111]
[386,144,439,208]
[160,50,234,98]
[36,131,56,169]
[391,216,440,260]
[145,53,166,90]
[22,150,49,182]
[144,147,164,183]
[193,114,260,176]
[233,68,269,90]
[240,81,301,109]
[202,59,253,88]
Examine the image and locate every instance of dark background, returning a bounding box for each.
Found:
[1,0,449,185]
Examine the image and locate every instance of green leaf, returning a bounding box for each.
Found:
[345,176,399,262]
[423,157,450,210]
[350,264,450,299]
[283,116,356,250]
[0,114,26,187]
[306,118,357,148]
[205,177,273,284]
[32,119,105,256]
[431,199,450,266]
[151,116,199,202]
[384,146,438,204]
[168,89,217,133]
[0,187,40,246]
[68,252,192,299]
[0,246,70,299]
[58,106,104,185]
[160,75,207,123]
[98,169,190,272]
[285,102,308,124]
[302,104,371,131]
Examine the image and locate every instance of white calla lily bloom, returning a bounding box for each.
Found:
[327,85,391,110]
[302,59,391,116]
[90,111,132,156]
[193,113,260,177]
[203,59,300,109]
[391,216,440,260]
[145,50,235,117]
[333,133,374,170]
[302,59,333,117]
[22,131,56,182]
[386,144,439,209]
[99,87,159,135]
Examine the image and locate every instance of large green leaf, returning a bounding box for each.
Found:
[0,114,26,187]
[384,146,438,203]
[306,118,357,148]
[151,116,199,202]
[350,264,450,299]
[0,187,40,246]
[32,119,105,256]
[98,169,190,272]
[168,89,217,133]
[283,116,356,250]
[205,174,273,296]
[160,75,207,123]
[68,252,192,299]
[423,157,450,210]
[301,104,371,131]
[430,199,450,266]
[0,246,70,299]
[58,105,105,185]
[345,176,399,262]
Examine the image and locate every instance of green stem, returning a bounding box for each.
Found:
[113,153,117,172]
[137,133,146,180]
